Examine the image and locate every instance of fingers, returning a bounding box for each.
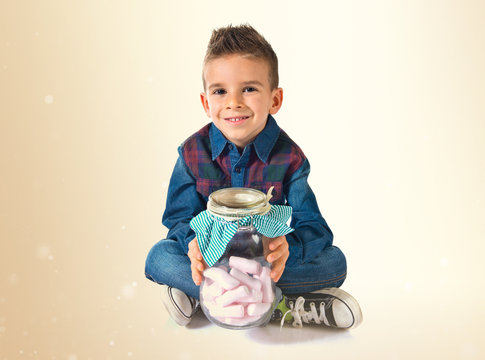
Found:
[269,250,288,281]
[188,238,203,262]
[188,237,205,285]
[266,236,289,263]
[266,236,289,282]
[270,259,286,282]
[190,256,205,285]
[268,236,286,251]
[191,262,203,285]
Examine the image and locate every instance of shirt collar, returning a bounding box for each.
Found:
[209,115,280,163]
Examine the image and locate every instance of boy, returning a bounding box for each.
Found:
[145,24,362,329]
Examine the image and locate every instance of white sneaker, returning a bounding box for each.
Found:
[278,288,363,329]
[160,285,199,326]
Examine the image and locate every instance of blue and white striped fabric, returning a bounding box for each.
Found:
[190,205,294,267]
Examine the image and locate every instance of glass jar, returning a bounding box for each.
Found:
[199,187,277,330]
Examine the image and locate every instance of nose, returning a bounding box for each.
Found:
[225,91,243,109]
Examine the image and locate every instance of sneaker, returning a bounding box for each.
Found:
[160,285,199,326]
[273,288,363,329]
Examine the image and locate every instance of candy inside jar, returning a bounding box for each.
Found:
[200,230,276,329]
[190,187,294,329]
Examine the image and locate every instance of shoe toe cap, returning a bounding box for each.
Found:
[332,299,355,328]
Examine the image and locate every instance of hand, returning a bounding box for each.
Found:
[263,235,289,283]
[188,237,207,286]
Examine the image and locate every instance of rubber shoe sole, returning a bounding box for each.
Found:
[160,285,197,326]
[308,288,363,329]
[282,287,363,329]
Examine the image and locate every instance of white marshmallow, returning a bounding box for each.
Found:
[215,285,250,307]
[229,267,262,291]
[229,256,261,275]
[247,303,272,316]
[259,266,274,303]
[208,304,245,318]
[203,267,240,290]
[238,288,263,304]
[202,282,224,300]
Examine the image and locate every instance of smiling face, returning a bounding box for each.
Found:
[200,54,283,150]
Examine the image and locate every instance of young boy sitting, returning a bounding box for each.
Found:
[145,24,362,329]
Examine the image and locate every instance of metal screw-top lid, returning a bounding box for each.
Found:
[207,187,273,220]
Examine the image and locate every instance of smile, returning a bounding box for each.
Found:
[224,116,250,123]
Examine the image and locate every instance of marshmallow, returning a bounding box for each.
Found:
[229,267,262,291]
[202,260,275,327]
[238,288,263,304]
[229,256,261,275]
[202,281,224,300]
[203,267,240,290]
[216,285,250,307]
[247,303,272,316]
[207,304,245,318]
[259,266,274,303]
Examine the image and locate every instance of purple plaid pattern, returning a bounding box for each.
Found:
[181,125,306,204]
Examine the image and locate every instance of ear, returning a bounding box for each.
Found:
[269,87,283,115]
[200,92,211,118]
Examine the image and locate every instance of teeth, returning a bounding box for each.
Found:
[227,117,247,122]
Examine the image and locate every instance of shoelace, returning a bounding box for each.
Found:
[280,296,330,330]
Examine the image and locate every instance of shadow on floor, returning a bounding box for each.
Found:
[185,310,212,329]
[246,322,353,344]
[186,309,353,344]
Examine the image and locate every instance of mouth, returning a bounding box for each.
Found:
[223,116,250,124]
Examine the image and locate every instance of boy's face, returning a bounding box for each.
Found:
[200,54,283,150]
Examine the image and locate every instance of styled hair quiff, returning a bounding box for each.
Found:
[202,24,279,90]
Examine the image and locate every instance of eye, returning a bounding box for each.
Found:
[212,89,226,95]
[243,87,257,93]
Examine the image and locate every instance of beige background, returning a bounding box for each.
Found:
[1,1,484,359]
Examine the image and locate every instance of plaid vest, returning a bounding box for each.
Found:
[181,124,306,205]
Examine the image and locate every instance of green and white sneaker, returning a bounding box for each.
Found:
[272,288,363,329]
[160,285,199,326]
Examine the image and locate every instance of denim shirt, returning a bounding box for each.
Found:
[162,115,334,265]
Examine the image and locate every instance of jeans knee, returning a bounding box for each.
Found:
[145,239,189,285]
[144,240,170,282]
[330,245,347,273]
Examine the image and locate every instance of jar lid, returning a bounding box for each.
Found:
[207,187,273,219]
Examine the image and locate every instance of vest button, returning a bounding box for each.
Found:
[234,167,241,173]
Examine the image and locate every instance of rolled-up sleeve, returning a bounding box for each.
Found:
[284,158,334,264]
[162,147,207,254]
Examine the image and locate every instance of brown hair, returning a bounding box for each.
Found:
[202,24,279,90]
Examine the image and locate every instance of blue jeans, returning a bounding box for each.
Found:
[145,239,347,300]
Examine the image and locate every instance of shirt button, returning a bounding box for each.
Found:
[228,144,233,150]
[235,167,241,173]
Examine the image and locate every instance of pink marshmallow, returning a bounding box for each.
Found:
[202,282,224,300]
[203,267,240,290]
[229,256,261,275]
[247,302,272,316]
[259,266,274,303]
[216,285,250,307]
[229,268,262,291]
[207,304,245,318]
[238,288,263,304]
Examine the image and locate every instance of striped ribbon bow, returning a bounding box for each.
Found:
[189,205,294,267]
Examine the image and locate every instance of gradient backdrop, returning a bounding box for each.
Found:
[1,1,484,359]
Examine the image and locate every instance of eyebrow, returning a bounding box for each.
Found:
[241,80,264,87]
[208,80,264,90]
